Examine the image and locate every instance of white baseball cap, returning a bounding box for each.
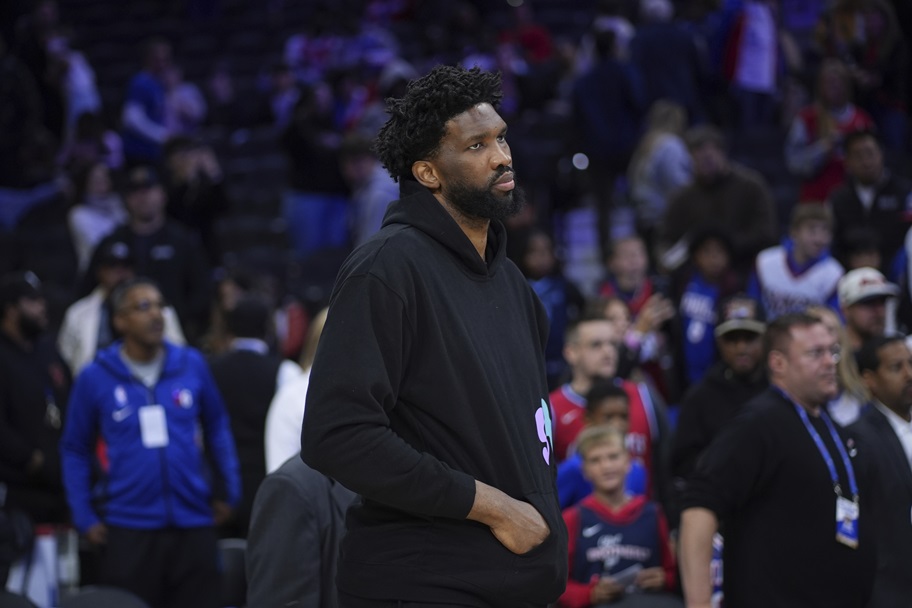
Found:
[837,267,900,308]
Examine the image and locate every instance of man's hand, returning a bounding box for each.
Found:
[86,523,107,545]
[635,566,666,591]
[590,576,625,604]
[212,500,233,526]
[467,480,550,555]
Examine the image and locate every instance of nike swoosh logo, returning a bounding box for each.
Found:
[582,524,602,538]
[112,408,132,422]
[561,412,578,425]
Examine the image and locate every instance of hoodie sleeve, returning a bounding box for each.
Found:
[301,272,476,520]
[194,351,241,506]
[60,373,102,532]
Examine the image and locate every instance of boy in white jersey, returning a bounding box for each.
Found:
[748,204,844,319]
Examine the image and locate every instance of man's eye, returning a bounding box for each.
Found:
[468,143,482,150]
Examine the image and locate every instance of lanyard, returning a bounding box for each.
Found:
[777,388,859,501]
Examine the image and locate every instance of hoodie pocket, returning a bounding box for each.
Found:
[503,490,569,603]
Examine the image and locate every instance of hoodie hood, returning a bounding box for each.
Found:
[381,180,508,278]
[95,340,185,382]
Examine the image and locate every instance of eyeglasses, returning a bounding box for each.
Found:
[119,299,166,314]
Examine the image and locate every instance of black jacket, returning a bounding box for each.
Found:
[829,173,912,271]
[848,405,912,608]
[301,180,567,606]
[671,361,767,481]
[0,333,71,523]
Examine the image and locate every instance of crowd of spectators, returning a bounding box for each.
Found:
[2,0,912,605]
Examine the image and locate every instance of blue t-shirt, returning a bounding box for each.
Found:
[122,71,166,162]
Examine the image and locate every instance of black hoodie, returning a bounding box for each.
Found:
[302,180,568,606]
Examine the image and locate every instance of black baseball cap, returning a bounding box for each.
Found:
[124,166,161,192]
[95,240,135,267]
[714,294,766,338]
[0,271,43,310]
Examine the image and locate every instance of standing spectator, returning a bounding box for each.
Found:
[0,35,44,189]
[86,166,211,342]
[628,99,692,254]
[301,66,567,605]
[748,204,845,318]
[828,130,912,274]
[511,227,584,389]
[163,65,206,136]
[838,267,899,351]
[630,0,707,124]
[264,307,326,474]
[121,38,172,165]
[723,0,780,129]
[808,305,869,427]
[672,294,768,483]
[674,227,741,386]
[0,271,71,525]
[280,84,349,258]
[58,240,185,378]
[571,28,645,254]
[785,59,874,203]
[67,161,127,273]
[44,26,100,137]
[162,138,229,266]
[207,295,300,538]
[60,278,240,608]
[660,126,778,273]
[849,335,912,608]
[815,0,909,151]
[338,133,398,248]
[559,426,677,608]
[246,455,356,608]
[58,111,124,173]
[550,316,669,500]
[679,313,876,608]
[556,380,648,509]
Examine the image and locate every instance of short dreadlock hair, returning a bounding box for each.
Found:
[374,65,503,183]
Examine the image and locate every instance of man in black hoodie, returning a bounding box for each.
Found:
[301,65,568,607]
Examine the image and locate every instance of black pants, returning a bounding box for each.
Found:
[102,526,220,608]
[338,592,482,608]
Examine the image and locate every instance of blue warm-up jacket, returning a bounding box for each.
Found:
[61,341,240,532]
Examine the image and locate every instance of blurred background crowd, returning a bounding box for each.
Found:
[2,0,912,605]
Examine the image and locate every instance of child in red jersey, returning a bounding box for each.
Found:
[559,426,677,608]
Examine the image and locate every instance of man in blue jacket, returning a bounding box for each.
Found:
[61,277,240,608]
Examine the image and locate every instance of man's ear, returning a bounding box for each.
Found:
[412,160,439,190]
[860,368,876,394]
[768,350,786,376]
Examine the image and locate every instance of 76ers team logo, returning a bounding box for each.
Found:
[173,388,193,409]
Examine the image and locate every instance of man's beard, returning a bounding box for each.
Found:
[443,168,525,222]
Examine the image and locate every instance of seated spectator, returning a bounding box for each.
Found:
[838,227,882,272]
[828,130,912,275]
[807,304,868,426]
[510,226,584,389]
[260,61,300,128]
[784,59,874,203]
[208,295,301,538]
[628,99,692,256]
[67,161,127,272]
[660,126,778,273]
[674,227,741,387]
[557,380,647,509]
[672,294,768,483]
[748,204,844,318]
[723,0,781,130]
[58,239,185,377]
[44,25,101,137]
[559,426,677,608]
[587,295,670,386]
